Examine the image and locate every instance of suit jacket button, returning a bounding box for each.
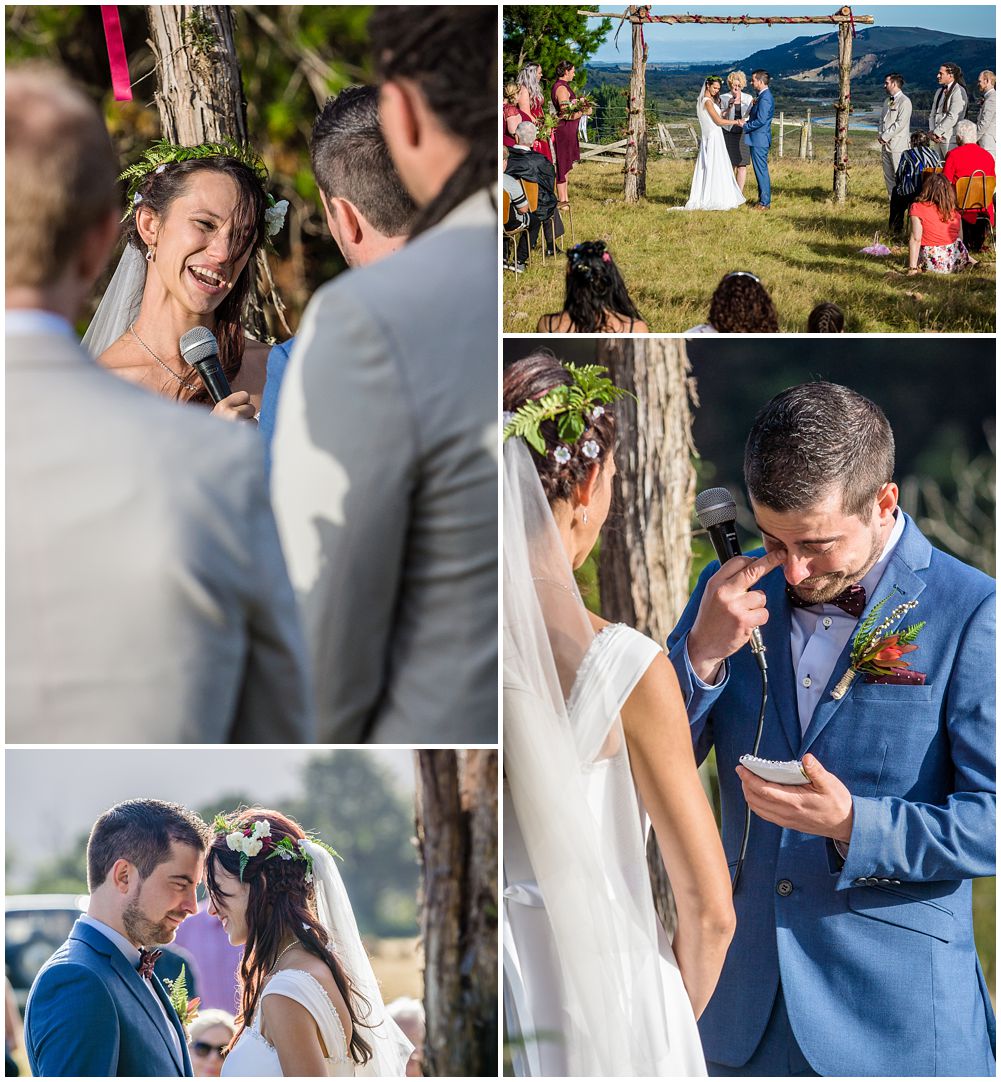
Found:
[878,878,891,884]
[867,877,879,885]
[854,878,866,885]
[776,879,794,897]
[891,879,901,885]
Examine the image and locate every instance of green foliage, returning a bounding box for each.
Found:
[895,621,926,646]
[503,5,612,87]
[164,965,190,1016]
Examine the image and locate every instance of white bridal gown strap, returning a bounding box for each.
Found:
[685,97,745,210]
[221,969,355,1077]
[504,623,707,1077]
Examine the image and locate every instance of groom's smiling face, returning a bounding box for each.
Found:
[121,840,203,947]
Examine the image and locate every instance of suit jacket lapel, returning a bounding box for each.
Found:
[799,516,931,756]
[762,569,802,757]
[149,968,191,1075]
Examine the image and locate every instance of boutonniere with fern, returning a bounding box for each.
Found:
[164,965,200,1031]
[831,595,926,699]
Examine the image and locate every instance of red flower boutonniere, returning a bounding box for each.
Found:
[831,595,926,699]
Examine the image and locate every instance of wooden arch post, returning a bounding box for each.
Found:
[579,6,873,204]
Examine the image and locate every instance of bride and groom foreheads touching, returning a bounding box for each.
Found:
[684,70,773,212]
[502,355,995,1077]
[24,800,414,1077]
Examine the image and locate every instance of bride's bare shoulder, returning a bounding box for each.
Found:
[96,336,152,386]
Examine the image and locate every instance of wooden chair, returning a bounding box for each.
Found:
[502,189,529,272]
[954,169,996,247]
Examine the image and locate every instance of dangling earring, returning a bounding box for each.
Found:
[145,246,155,263]
[582,509,589,525]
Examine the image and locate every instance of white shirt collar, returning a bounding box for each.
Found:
[80,913,141,965]
[5,309,76,339]
[857,509,906,602]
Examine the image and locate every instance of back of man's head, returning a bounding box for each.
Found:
[310,85,416,239]
[515,121,538,147]
[87,799,210,892]
[6,64,118,290]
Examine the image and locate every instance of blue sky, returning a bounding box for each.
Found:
[591,4,997,63]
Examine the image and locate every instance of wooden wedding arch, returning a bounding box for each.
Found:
[578,5,875,203]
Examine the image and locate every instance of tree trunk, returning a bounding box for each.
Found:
[624,8,647,203]
[145,5,287,341]
[833,13,853,203]
[595,337,698,934]
[415,750,498,1077]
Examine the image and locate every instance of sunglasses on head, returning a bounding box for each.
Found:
[191,1041,228,1059]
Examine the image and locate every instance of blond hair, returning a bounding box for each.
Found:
[981,70,996,88]
[504,81,519,104]
[5,64,118,289]
[728,70,747,90]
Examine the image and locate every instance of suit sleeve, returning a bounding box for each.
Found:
[231,438,315,742]
[271,281,415,742]
[837,590,997,888]
[977,95,994,142]
[27,964,120,1077]
[257,339,293,450]
[741,94,773,135]
[667,560,729,765]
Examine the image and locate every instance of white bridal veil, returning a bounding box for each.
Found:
[304,841,414,1076]
[81,244,148,358]
[503,435,678,1076]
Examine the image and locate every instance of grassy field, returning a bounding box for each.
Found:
[504,150,996,333]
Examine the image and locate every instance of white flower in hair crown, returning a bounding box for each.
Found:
[264,197,290,238]
[214,814,340,881]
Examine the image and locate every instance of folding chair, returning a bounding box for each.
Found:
[502,189,529,272]
[955,170,996,247]
[518,179,549,263]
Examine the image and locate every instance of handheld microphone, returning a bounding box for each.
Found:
[695,486,767,670]
[179,327,231,404]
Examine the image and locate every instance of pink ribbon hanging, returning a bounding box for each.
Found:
[100,7,132,101]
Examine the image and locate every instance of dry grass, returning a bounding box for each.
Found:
[503,155,996,333]
[368,935,422,1001]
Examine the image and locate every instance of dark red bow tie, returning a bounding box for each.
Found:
[137,948,162,980]
[786,582,867,618]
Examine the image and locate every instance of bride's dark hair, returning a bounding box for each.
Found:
[503,349,617,505]
[206,807,374,1065]
[124,157,267,405]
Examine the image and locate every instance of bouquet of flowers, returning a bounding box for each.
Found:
[559,93,595,120]
[534,111,560,141]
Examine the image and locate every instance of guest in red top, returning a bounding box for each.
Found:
[503,83,522,148]
[907,172,975,274]
[942,119,995,251]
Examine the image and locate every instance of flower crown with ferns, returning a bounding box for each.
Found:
[119,139,289,238]
[503,362,631,464]
[212,814,339,882]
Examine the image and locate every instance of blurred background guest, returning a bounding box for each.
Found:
[537,241,648,333]
[187,1010,235,1078]
[388,997,425,1077]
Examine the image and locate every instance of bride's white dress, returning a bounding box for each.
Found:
[504,623,707,1077]
[685,93,745,210]
[221,969,362,1077]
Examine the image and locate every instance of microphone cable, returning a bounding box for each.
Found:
[731,652,767,894]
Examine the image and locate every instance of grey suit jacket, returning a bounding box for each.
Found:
[879,91,912,152]
[977,87,996,156]
[930,82,968,151]
[6,329,313,743]
[271,189,498,744]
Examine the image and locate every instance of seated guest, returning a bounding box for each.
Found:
[502,149,529,271]
[889,130,942,234]
[807,301,845,332]
[187,1010,235,1078]
[942,119,995,252]
[907,171,975,274]
[504,120,560,260]
[258,86,417,447]
[537,240,648,332]
[685,270,780,333]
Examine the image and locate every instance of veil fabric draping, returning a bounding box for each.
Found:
[81,244,147,358]
[502,435,704,1077]
[303,841,414,1077]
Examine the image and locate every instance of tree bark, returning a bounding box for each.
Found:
[415,750,498,1077]
[145,5,286,340]
[624,8,648,203]
[595,337,697,934]
[833,12,852,203]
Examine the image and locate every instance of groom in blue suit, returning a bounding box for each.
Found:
[669,382,995,1076]
[26,800,210,1076]
[739,70,774,208]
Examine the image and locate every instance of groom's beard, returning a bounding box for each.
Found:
[123,895,188,947]
[788,526,884,605]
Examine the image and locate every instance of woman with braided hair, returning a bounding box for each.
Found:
[537,241,648,333]
[503,353,733,1075]
[207,808,412,1076]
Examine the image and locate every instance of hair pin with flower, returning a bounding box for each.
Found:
[503,362,632,463]
[212,814,340,882]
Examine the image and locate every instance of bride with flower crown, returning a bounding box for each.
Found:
[206,807,413,1077]
[682,77,746,211]
[502,352,735,1077]
[83,141,289,422]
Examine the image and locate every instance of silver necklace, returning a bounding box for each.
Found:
[268,939,298,976]
[129,323,199,393]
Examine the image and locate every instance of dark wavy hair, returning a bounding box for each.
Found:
[708,271,779,332]
[807,302,845,332]
[369,6,495,239]
[125,157,267,404]
[206,808,373,1065]
[560,241,644,332]
[503,349,617,504]
[554,59,575,80]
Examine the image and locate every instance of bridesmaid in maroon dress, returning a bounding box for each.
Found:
[503,83,522,148]
[516,63,553,164]
[551,60,588,204]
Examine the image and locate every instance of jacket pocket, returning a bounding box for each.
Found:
[846,881,953,941]
[851,682,935,702]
